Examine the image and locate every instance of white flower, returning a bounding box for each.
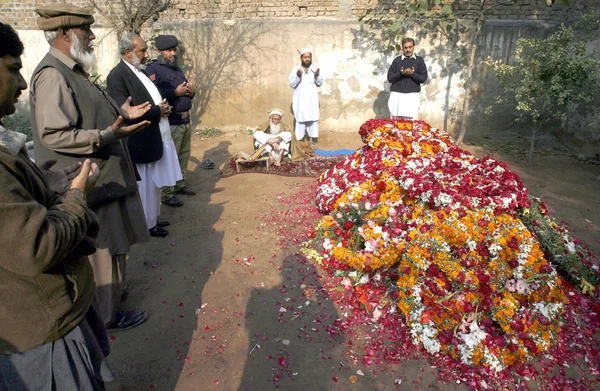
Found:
[323,238,332,250]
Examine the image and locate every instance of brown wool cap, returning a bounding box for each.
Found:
[35,3,95,31]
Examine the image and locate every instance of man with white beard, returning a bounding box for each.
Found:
[253,109,292,166]
[107,33,183,238]
[30,3,152,331]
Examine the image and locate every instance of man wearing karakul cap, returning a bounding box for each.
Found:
[288,47,323,145]
[146,35,198,209]
[30,2,151,331]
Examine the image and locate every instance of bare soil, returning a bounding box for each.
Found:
[106,129,600,391]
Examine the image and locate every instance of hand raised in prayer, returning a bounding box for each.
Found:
[39,159,81,196]
[110,116,151,139]
[296,68,303,78]
[158,99,172,117]
[314,68,320,79]
[185,82,195,96]
[121,96,151,120]
[175,81,188,97]
[70,159,100,194]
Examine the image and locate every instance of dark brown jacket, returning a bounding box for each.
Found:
[0,126,98,354]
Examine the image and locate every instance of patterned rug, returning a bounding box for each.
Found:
[220,155,345,178]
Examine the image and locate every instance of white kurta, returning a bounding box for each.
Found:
[289,66,323,123]
[125,61,183,228]
[254,129,293,156]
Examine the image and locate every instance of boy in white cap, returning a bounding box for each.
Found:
[288,47,323,145]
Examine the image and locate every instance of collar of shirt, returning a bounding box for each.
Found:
[123,59,141,75]
[49,47,81,72]
[402,54,416,60]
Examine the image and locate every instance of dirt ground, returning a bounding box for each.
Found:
[106,128,600,391]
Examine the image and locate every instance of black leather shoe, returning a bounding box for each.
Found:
[107,310,148,332]
[162,196,184,207]
[156,220,170,227]
[175,187,196,196]
[149,226,169,237]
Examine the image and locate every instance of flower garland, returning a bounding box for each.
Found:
[308,118,599,373]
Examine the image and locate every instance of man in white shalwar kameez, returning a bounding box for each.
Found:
[289,47,323,145]
[253,109,293,166]
[107,33,182,238]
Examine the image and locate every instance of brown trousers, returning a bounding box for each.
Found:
[88,248,126,327]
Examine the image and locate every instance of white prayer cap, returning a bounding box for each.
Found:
[268,108,283,118]
[299,47,312,55]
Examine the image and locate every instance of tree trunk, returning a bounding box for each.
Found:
[456,5,485,145]
[528,123,540,166]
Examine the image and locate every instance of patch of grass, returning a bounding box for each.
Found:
[238,126,255,136]
[196,127,224,138]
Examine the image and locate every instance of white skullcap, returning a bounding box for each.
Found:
[268,108,283,118]
[299,47,312,55]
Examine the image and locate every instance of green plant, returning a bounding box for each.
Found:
[485,15,600,163]
[197,127,224,138]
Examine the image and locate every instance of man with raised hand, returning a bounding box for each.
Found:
[0,22,115,389]
[146,35,197,208]
[30,3,151,331]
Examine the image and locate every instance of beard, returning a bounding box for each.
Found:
[131,54,147,71]
[159,53,178,69]
[70,31,97,74]
[302,60,312,68]
[269,121,281,135]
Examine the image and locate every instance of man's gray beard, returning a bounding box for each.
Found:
[269,121,281,135]
[131,55,147,71]
[158,54,177,68]
[70,31,97,74]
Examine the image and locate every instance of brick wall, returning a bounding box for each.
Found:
[2,0,598,29]
[165,0,339,19]
[353,0,599,25]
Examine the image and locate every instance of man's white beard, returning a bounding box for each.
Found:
[269,121,281,135]
[131,55,146,71]
[70,31,97,74]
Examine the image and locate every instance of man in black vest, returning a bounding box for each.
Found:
[30,3,150,331]
[107,33,179,239]
[387,37,428,120]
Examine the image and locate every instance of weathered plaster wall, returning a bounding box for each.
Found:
[12,19,552,134]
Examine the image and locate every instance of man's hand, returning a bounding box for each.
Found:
[401,67,415,76]
[185,82,195,96]
[175,81,188,97]
[158,99,172,117]
[121,96,151,120]
[70,159,101,194]
[314,68,320,79]
[296,69,303,78]
[39,159,81,196]
[110,116,151,138]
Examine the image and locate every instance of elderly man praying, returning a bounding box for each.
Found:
[253,109,292,166]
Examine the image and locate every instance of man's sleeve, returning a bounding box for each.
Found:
[289,68,301,89]
[106,70,161,124]
[387,58,403,84]
[32,68,116,154]
[315,72,324,87]
[410,57,428,84]
[147,66,178,100]
[0,157,97,277]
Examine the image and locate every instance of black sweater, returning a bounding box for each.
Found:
[387,56,428,93]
